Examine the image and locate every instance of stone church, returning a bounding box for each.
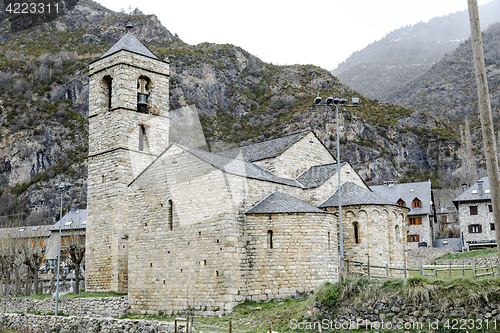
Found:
[86,27,409,315]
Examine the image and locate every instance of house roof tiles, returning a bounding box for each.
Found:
[370,181,432,216]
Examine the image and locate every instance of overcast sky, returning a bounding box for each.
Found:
[94,0,493,70]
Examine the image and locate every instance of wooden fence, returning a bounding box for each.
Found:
[346,258,498,280]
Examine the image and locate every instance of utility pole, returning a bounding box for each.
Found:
[467,0,500,273]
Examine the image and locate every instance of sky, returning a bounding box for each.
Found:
[94,0,494,70]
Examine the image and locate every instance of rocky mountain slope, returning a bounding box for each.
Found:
[387,23,500,123]
[332,0,500,101]
[0,0,460,225]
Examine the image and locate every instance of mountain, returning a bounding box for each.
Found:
[387,23,500,131]
[0,0,460,225]
[332,0,500,101]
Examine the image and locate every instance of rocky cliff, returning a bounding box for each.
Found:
[0,0,461,225]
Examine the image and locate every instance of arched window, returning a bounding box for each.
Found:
[412,198,422,208]
[267,230,273,249]
[395,225,401,241]
[139,124,146,151]
[353,222,360,244]
[103,75,113,110]
[397,199,406,207]
[168,199,173,231]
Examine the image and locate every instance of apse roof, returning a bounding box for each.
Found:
[245,191,327,214]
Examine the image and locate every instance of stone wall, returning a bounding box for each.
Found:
[435,255,498,266]
[406,214,433,250]
[313,298,500,329]
[253,132,335,178]
[326,205,408,277]
[307,163,368,206]
[0,296,127,317]
[244,212,338,302]
[0,313,175,333]
[407,248,452,266]
[129,146,246,315]
[87,47,170,294]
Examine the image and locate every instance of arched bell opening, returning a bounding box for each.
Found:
[137,76,152,113]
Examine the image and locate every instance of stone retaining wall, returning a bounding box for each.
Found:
[310,299,500,329]
[0,313,175,333]
[407,248,452,266]
[0,296,128,318]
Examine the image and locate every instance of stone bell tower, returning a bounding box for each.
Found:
[86,24,170,293]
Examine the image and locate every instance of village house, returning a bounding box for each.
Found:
[85,26,409,314]
[453,177,496,251]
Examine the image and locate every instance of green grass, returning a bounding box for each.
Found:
[14,294,52,300]
[61,291,126,299]
[14,291,126,300]
[436,247,498,261]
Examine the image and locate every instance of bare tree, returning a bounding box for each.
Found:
[62,234,85,294]
[18,237,46,295]
[0,230,15,296]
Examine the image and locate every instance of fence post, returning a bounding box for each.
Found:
[434,263,437,278]
[420,263,423,277]
[186,316,189,333]
[449,260,452,279]
[175,319,177,333]
[386,263,389,278]
[229,320,232,333]
[367,257,371,279]
[462,262,465,276]
[404,264,407,279]
[473,262,477,279]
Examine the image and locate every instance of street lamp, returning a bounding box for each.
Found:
[54,182,71,316]
[313,96,359,271]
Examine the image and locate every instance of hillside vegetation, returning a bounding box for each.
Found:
[0,0,461,224]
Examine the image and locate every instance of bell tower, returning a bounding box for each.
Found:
[86,24,170,293]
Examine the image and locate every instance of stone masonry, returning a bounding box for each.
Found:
[86,43,170,293]
[86,28,409,314]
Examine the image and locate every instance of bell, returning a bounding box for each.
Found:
[137,93,148,106]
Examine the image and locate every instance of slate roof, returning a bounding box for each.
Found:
[452,176,491,207]
[370,181,432,216]
[50,209,87,231]
[182,145,303,187]
[0,225,51,239]
[217,131,311,162]
[245,191,327,214]
[295,163,346,188]
[319,182,394,208]
[101,32,158,60]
